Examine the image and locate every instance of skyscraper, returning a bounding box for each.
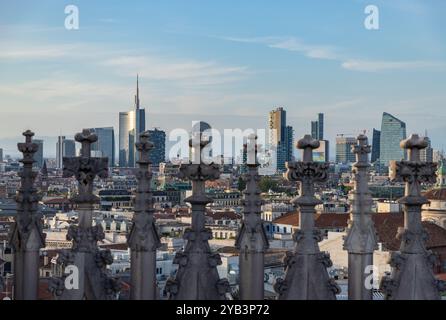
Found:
[311,121,319,140]
[148,128,166,167]
[0,148,3,162]
[336,135,356,164]
[420,135,434,163]
[56,136,76,169]
[119,75,146,168]
[268,107,293,172]
[318,113,324,140]
[371,129,381,163]
[379,112,407,166]
[90,127,115,167]
[310,113,324,140]
[34,139,44,168]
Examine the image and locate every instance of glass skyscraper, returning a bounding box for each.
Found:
[119,75,146,168]
[56,136,76,169]
[336,135,356,164]
[148,128,166,167]
[33,139,44,168]
[90,127,115,167]
[311,113,324,140]
[379,112,407,166]
[268,107,293,172]
[371,128,381,163]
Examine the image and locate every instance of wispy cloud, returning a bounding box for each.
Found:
[341,59,446,72]
[101,55,248,86]
[222,36,340,60]
[221,35,446,72]
[0,41,248,86]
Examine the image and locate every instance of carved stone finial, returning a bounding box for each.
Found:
[246,133,259,167]
[276,134,338,300]
[400,134,429,162]
[9,130,46,300]
[235,134,269,300]
[297,135,320,162]
[343,134,378,300]
[128,131,161,300]
[75,129,98,158]
[51,130,118,300]
[381,134,441,300]
[168,123,229,300]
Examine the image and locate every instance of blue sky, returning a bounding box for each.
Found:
[0,0,445,157]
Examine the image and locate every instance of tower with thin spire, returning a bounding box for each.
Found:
[135,74,140,110]
[119,75,146,167]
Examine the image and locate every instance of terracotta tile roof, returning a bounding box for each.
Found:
[99,243,129,250]
[206,211,241,220]
[43,198,72,204]
[423,188,446,201]
[273,211,348,228]
[273,211,446,252]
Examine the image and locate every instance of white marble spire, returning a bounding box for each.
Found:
[49,129,120,300]
[9,130,46,300]
[235,134,269,300]
[343,134,378,300]
[166,126,230,300]
[274,135,340,300]
[380,134,445,299]
[128,131,161,300]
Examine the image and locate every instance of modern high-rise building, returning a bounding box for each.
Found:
[268,107,293,172]
[119,75,146,168]
[0,148,3,162]
[420,135,434,163]
[336,135,356,164]
[310,113,324,140]
[34,139,44,168]
[379,112,407,166]
[90,127,115,167]
[56,136,76,169]
[148,128,166,167]
[313,140,330,162]
[371,129,381,163]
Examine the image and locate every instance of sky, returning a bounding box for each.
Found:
[0,0,445,158]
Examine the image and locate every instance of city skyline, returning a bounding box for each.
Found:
[0,1,445,157]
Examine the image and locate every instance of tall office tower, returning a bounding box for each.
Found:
[268,107,293,172]
[56,136,76,169]
[311,121,319,140]
[148,128,166,167]
[119,75,146,167]
[90,127,115,167]
[34,139,44,168]
[371,129,381,163]
[420,135,434,162]
[379,112,407,166]
[433,150,444,163]
[336,135,356,164]
[317,113,324,140]
[310,113,324,140]
[313,140,330,162]
[0,148,3,162]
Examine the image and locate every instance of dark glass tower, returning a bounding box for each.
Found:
[371,128,381,163]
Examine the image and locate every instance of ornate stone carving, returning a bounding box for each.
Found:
[127,131,161,300]
[235,134,269,300]
[9,130,46,300]
[343,134,378,300]
[50,129,120,300]
[380,134,444,300]
[275,135,340,300]
[167,126,230,300]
